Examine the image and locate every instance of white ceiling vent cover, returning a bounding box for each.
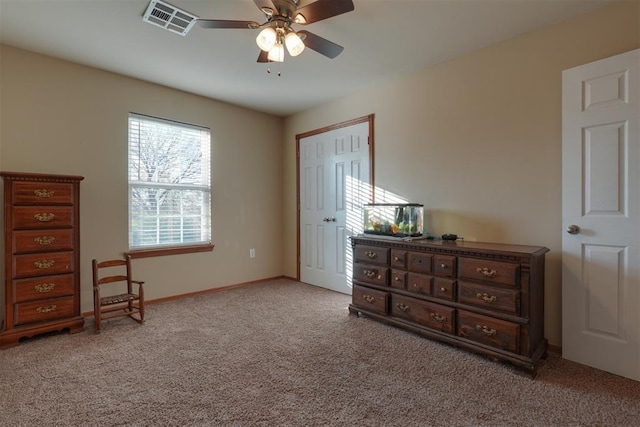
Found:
[142,0,198,36]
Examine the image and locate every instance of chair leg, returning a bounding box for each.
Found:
[95,312,101,334]
[93,290,101,333]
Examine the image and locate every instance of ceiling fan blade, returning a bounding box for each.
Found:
[253,0,277,15]
[298,30,344,59]
[294,0,354,25]
[257,50,270,63]
[197,19,259,29]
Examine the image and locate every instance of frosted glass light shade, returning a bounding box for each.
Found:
[285,31,305,57]
[256,27,277,51]
[268,43,284,62]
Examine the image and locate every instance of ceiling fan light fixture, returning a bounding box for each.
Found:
[267,42,284,62]
[285,31,305,57]
[256,27,277,51]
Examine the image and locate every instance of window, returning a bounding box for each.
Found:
[128,113,211,255]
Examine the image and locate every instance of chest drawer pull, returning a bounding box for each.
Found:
[363,294,376,304]
[397,302,410,312]
[34,283,56,293]
[36,305,57,314]
[364,269,380,279]
[34,189,54,198]
[34,260,55,269]
[476,324,497,336]
[34,236,56,245]
[365,251,378,259]
[34,213,55,222]
[476,292,497,303]
[430,313,447,323]
[476,267,497,278]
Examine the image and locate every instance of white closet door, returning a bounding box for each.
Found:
[562,49,640,381]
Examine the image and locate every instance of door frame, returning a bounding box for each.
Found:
[295,114,375,281]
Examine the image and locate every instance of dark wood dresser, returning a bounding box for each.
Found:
[349,235,549,376]
[0,172,84,348]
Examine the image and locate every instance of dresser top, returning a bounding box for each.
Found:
[351,235,549,257]
[0,171,84,183]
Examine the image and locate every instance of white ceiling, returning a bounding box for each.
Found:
[0,0,616,117]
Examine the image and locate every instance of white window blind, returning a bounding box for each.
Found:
[128,113,211,250]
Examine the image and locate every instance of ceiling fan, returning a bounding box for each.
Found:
[197,0,355,63]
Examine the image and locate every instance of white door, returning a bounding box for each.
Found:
[562,49,640,381]
[299,120,371,294]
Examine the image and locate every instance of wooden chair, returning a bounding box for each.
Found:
[92,255,145,333]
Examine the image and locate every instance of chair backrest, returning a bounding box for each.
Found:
[92,255,134,293]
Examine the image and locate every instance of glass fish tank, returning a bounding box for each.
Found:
[363,203,424,237]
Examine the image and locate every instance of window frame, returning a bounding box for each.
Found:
[127,113,213,258]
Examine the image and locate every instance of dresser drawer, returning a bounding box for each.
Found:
[391,250,407,269]
[391,294,454,334]
[354,245,389,265]
[13,229,74,254]
[408,252,432,274]
[14,296,75,326]
[13,206,74,229]
[353,285,388,314]
[434,278,456,301]
[13,252,74,279]
[390,269,407,290]
[458,281,520,314]
[434,255,456,278]
[353,264,388,286]
[12,182,74,205]
[458,257,520,287]
[457,310,519,352]
[13,274,75,303]
[407,272,433,296]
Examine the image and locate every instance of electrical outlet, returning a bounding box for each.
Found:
[249,248,256,259]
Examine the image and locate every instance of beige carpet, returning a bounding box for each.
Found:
[1,278,639,426]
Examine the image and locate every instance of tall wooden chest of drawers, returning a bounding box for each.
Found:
[0,172,84,348]
[349,236,549,376]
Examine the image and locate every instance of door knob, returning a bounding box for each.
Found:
[566,224,580,235]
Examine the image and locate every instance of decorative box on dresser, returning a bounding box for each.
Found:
[0,172,84,349]
[349,235,549,376]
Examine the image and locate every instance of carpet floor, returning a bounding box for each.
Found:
[0,278,639,426]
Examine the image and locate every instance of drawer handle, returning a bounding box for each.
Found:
[440,287,447,292]
[430,313,447,323]
[476,267,497,278]
[35,283,56,293]
[397,302,410,312]
[36,305,57,314]
[476,292,497,303]
[363,294,375,304]
[34,213,55,222]
[365,251,377,259]
[364,269,379,279]
[440,263,447,269]
[476,324,497,336]
[394,276,402,282]
[34,260,55,269]
[34,189,54,198]
[34,236,56,245]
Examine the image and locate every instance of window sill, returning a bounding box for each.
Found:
[127,243,214,259]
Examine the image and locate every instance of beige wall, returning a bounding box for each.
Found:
[283,1,640,346]
[0,45,284,313]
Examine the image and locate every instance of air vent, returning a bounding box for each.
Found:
[142,0,198,36]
